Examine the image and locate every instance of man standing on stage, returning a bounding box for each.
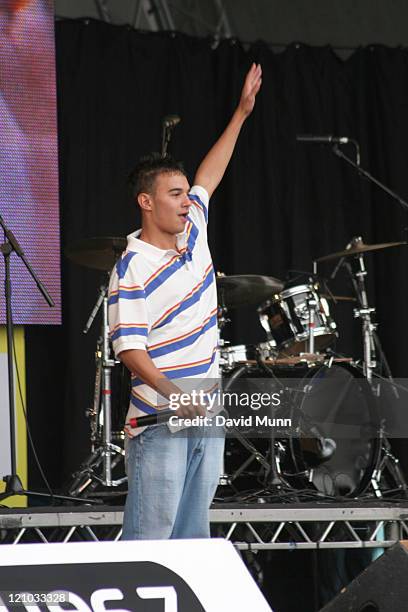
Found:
[109,63,262,540]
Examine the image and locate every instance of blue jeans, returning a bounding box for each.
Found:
[122,422,225,540]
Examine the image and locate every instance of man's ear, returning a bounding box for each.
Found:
[138,192,152,212]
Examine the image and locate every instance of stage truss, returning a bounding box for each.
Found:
[1,503,408,550]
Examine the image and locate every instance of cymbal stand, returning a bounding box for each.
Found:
[341,244,407,497]
[68,284,126,497]
[306,295,318,354]
[343,244,377,384]
[100,291,126,486]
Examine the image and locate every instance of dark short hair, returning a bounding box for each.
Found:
[128,153,187,199]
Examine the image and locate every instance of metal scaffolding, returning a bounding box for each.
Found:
[1,503,407,550]
[79,0,234,36]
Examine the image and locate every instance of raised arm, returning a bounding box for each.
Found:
[194,63,262,198]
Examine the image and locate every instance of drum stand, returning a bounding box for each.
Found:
[216,296,290,493]
[342,246,377,383]
[217,361,273,491]
[255,357,294,491]
[342,245,407,497]
[306,295,318,354]
[67,283,127,498]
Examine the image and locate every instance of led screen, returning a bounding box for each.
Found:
[0,0,60,324]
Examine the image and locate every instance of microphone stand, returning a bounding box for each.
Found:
[331,145,408,212]
[0,212,95,505]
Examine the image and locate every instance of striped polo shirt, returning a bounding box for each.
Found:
[108,185,219,436]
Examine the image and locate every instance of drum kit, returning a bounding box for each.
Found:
[217,236,408,500]
[65,234,408,502]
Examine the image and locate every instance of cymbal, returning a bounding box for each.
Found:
[315,238,407,263]
[66,236,126,271]
[217,274,283,308]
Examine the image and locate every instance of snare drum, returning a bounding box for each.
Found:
[258,284,337,355]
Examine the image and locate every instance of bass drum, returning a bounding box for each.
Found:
[284,362,380,497]
[222,361,380,498]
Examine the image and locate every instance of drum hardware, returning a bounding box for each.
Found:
[255,358,304,491]
[86,339,103,450]
[317,237,401,397]
[315,235,407,381]
[216,297,285,489]
[319,236,386,385]
[370,434,408,497]
[67,280,127,497]
[257,357,338,468]
[306,295,318,353]
[217,304,230,331]
[219,341,277,372]
[349,246,377,384]
[65,236,129,497]
[324,237,378,382]
[217,363,273,489]
[219,358,322,495]
[258,309,274,342]
[216,264,406,500]
[67,448,125,499]
[315,237,408,499]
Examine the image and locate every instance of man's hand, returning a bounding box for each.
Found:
[175,396,207,419]
[238,63,262,118]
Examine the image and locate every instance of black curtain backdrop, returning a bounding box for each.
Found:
[26,19,408,487]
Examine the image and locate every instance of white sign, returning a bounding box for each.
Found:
[0,539,272,611]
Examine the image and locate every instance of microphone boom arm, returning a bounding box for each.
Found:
[331,144,408,212]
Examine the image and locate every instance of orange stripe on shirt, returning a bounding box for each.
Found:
[151,263,213,329]
[159,347,217,372]
[148,307,217,350]
[144,254,179,287]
